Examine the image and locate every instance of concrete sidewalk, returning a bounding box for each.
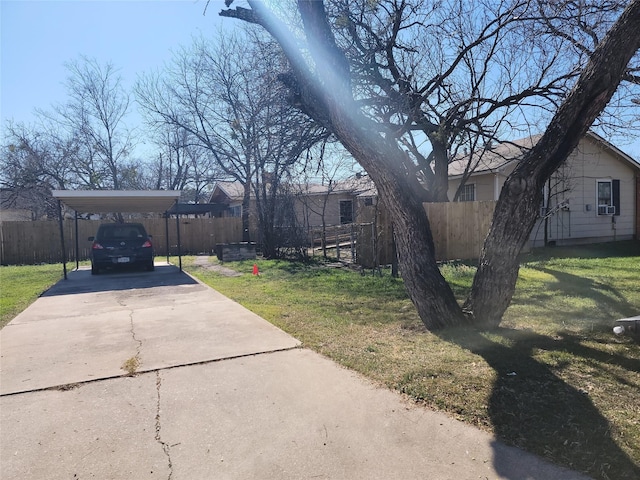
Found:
[0,264,589,479]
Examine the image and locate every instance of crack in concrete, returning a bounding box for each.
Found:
[129,310,143,360]
[155,371,174,480]
[120,309,143,375]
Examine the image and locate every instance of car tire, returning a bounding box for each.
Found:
[146,262,155,272]
[91,263,99,275]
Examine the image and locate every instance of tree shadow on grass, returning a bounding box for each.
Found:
[522,240,640,262]
[439,327,640,480]
[526,265,638,322]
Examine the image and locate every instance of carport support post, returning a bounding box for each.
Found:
[57,200,68,280]
[74,212,80,271]
[176,213,182,271]
[165,212,170,264]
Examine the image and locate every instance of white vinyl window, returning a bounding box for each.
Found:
[458,183,476,202]
[596,179,615,215]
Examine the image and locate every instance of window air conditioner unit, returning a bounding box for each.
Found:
[598,205,616,215]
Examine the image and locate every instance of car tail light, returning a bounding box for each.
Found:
[142,240,152,248]
[92,242,104,250]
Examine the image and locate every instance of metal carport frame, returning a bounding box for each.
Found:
[52,190,182,279]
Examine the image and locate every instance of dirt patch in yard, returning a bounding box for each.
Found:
[192,256,243,277]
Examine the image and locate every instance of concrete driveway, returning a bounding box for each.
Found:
[0,263,588,479]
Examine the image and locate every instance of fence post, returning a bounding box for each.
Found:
[351,224,356,262]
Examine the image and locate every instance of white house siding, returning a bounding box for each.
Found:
[448,136,639,248]
[447,165,516,202]
[295,192,358,228]
[533,137,638,246]
[550,138,637,244]
[474,175,498,202]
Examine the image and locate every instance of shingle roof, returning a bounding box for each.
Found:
[448,131,640,178]
[448,135,541,178]
[209,176,377,201]
[213,181,245,200]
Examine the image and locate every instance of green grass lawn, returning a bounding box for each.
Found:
[182,241,640,480]
[0,263,66,329]
[1,243,638,479]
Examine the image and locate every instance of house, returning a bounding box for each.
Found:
[291,176,376,229]
[0,188,52,221]
[447,132,640,247]
[207,176,376,229]
[208,181,245,218]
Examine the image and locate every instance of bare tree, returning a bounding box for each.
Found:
[49,56,135,190]
[535,0,640,135]
[142,124,221,202]
[136,30,327,249]
[220,0,640,329]
[1,120,80,217]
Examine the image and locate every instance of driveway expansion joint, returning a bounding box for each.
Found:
[0,345,302,397]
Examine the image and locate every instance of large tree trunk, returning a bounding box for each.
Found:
[287,0,466,328]
[465,0,640,327]
[334,118,468,329]
[222,0,640,330]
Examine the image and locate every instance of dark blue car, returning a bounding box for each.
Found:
[89,223,154,275]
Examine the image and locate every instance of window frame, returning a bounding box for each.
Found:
[596,179,615,215]
[457,183,476,202]
[339,199,354,224]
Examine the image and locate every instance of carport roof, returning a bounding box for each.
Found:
[52,190,181,213]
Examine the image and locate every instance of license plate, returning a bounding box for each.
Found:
[117,257,130,263]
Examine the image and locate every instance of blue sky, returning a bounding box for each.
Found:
[1,0,231,131]
[1,0,639,160]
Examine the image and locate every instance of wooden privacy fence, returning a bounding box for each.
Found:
[356,201,498,265]
[0,217,243,265]
[424,201,497,261]
[1,202,497,265]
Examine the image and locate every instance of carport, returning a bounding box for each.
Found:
[52,190,182,279]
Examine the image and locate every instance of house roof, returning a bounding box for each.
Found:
[584,131,640,171]
[297,176,376,196]
[208,176,377,203]
[209,181,245,203]
[448,135,541,178]
[448,132,640,179]
[52,190,181,213]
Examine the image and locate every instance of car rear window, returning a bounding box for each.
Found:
[98,225,147,240]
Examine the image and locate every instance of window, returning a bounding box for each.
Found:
[458,183,475,202]
[339,200,353,224]
[228,205,242,218]
[596,179,619,215]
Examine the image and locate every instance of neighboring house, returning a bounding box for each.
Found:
[448,131,640,247]
[292,176,376,229]
[0,188,50,221]
[207,176,376,229]
[208,181,245,218]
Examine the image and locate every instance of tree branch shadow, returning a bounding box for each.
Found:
[439,327,640,480]
[527,265,638,322]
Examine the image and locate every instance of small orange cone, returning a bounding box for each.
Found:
[253,263,259,276]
